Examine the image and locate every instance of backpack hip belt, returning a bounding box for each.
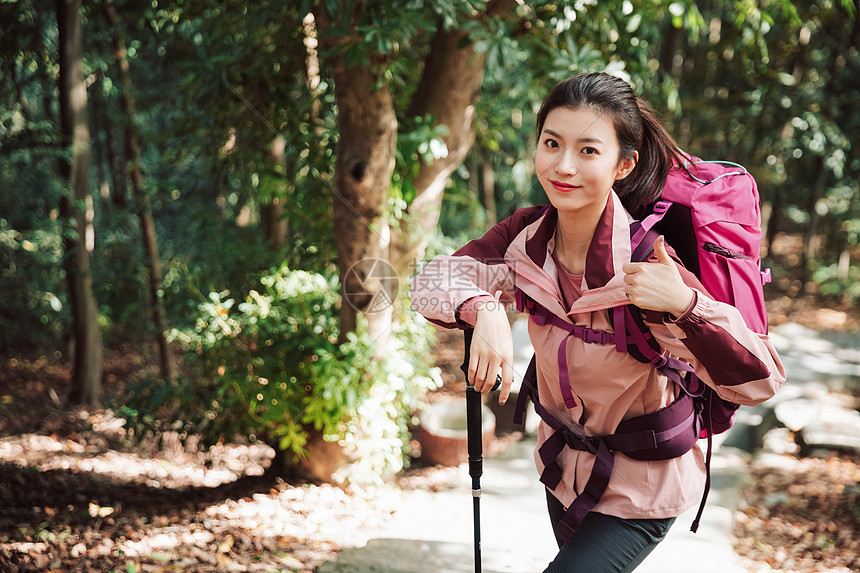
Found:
[513,350,702,544]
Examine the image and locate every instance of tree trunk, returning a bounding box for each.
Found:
[391,29,487,273]
[57,0,103,406]
[303,12,323,136]
[481,147,497,225]
[261,198,288,248]
[104,1,172,381]
[261,135,289,249]
[304,3,514,482]
[659,17,681,80]
[316,11,397,347]
[89,78,112,206]
[802,155,827,282]
[96,90,128,209]
[764,189,781,259]
[104,105,128,209]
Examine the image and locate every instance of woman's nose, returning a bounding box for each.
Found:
[554,149,577,175]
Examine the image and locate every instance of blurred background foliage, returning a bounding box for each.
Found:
[1,0,857,481]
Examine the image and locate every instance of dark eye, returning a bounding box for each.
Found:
[582,146,598,155]
[543,138,560,149]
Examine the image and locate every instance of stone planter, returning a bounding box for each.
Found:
[417,400,495,467]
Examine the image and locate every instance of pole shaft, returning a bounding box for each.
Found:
[463,329,484,573]
[473,495,482,573]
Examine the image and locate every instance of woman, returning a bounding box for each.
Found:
[410,72,784,572]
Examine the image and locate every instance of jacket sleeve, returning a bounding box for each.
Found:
[410,206,544,329]
[650,288,785,407]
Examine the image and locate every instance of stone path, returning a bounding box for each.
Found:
[765,322,860,456]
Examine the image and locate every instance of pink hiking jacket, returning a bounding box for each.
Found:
[410,191,785,520]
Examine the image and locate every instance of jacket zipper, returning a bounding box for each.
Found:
[515,265,564,307]
[570,298,631,315]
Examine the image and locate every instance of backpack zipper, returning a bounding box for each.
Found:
[702,242,751,260]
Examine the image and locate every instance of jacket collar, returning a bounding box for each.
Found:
[583,191,633,290]
[571,191,633,313]
[525,205,554,267]
[513,191,634,316]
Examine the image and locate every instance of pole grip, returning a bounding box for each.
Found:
[466,386,484,480]
[463,329,484,480]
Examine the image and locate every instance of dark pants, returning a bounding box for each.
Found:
[543,489,676,573]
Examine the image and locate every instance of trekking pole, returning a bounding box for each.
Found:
[461,328,501,573]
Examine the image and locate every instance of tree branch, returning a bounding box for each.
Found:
[392,0,517,273]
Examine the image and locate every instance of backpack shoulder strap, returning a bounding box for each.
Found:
[630,199,672,255]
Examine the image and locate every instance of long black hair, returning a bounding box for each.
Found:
[536,73,686,217]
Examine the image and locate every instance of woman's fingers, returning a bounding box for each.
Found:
[471,299,514,403]
[499,359,514,405]
[468,336,512,401]
[467,350,486,388]
[621,237,693,315]
[469,344,498,392]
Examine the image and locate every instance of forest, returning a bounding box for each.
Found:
[1,0,859,571]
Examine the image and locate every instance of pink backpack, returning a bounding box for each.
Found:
[626,156,770,530]
[630,157,770,442]
[635,157,770,335]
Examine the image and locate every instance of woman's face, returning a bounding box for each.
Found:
[535,106,636,215]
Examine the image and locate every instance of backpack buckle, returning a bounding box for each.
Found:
[650,353,668,368]
[577,326,612,345]
[562,429,600,452]
[653,200,671,214]
[583,329,601,344]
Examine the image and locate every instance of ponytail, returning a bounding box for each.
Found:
[613,99,687,218]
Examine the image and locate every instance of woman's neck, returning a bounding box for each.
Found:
[553,202,605,275]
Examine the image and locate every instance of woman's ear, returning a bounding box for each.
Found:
[615,150,639,181]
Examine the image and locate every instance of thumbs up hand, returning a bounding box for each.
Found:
[621,235,695,317]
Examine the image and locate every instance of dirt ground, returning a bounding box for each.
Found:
[732,447,860,572]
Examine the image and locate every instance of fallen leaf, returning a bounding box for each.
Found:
[217,534,234,554]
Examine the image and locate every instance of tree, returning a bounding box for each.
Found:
[658,0,859,300]
[102,0,172,381]
[313,0,516,350]
[393,1,516,268]
[313,6,399,346]
[57,0,103,406]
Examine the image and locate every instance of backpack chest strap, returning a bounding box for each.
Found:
[525,307,618,409]
[523,299,702,414]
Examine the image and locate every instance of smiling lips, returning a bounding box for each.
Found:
[550,180,580,192]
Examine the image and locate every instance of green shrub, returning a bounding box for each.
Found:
[812,262,860,304]
[0,216,69,353]
[119,263,441,485]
